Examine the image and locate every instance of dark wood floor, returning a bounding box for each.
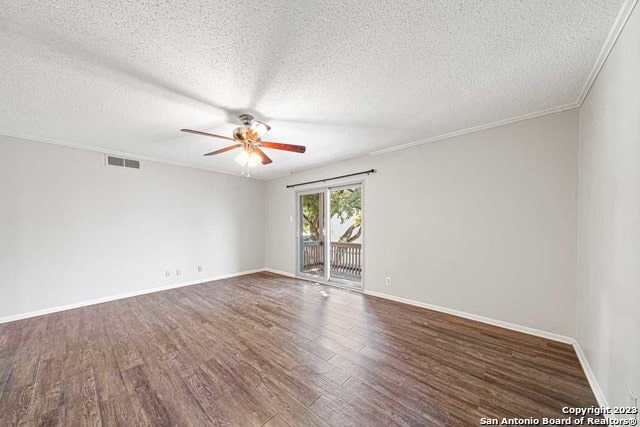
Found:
[0,272,598,426]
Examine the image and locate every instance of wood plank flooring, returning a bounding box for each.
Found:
[0,272,598,426]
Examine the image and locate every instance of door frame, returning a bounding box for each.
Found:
[295,180,365,290]
[296,188,327,283]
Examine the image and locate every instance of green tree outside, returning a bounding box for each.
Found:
[302,188,362,243]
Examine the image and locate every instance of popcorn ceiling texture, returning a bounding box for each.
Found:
[0,0,625,178]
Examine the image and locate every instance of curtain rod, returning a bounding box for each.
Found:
[286,169,376,188]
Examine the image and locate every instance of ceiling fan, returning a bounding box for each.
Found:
[181,114,306,174]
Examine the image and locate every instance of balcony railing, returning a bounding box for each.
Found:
[302,241,325,270]
[302,241,362,278]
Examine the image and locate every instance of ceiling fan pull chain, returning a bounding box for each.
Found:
[241,163,250,177]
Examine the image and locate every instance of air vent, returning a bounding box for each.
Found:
[124,159,140,169]
[107,156,124,166]
[106,155,140,169]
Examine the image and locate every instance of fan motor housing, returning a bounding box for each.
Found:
[238,114,254,126]
[233,126,251,141]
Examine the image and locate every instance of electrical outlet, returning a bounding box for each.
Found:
[289,215,293,223]
[385,275,392,285]
[165,270,171,277]
[176,269,181,276]
[197,265,203,272]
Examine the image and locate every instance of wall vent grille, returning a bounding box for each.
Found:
[106,155,140,169]
[124,159,140,169]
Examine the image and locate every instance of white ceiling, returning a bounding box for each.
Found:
[0,0,626,179]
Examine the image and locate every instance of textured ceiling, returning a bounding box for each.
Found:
[0,0,626,179]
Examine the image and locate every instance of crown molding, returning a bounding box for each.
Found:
[370,0,638,157]
[3,1,636,173]
[577,0,639,107]
[0,129,270,180]
[369,102,579,156]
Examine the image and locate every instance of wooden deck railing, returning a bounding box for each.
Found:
[302,241,324,270]
[302,241,362,277]
[330,242,362,276]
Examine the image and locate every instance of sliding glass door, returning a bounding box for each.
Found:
[299,191,325,278]
[328,185,362,283]
[298,184,363,288]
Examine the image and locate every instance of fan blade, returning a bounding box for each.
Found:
[181,129,236,142]
[203,144,242,156]
[253,148,273,165]
[261,142,306,153]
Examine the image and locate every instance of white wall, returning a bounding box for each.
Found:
[0,135,265,319]
[266,109,579,337]
[577,2,640,410]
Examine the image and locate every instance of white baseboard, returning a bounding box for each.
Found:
[572,342,612,418]
[0,268,266,324]
[263,267,297,278]
[363,289,575,344]
[1,269,610,418]
[363,289,616,415]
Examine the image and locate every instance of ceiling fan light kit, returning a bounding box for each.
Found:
[235,150,261,167]
[181,114,306,176]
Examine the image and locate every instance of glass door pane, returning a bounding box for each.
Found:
[299,192,325,278]
[328,185,362,285]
